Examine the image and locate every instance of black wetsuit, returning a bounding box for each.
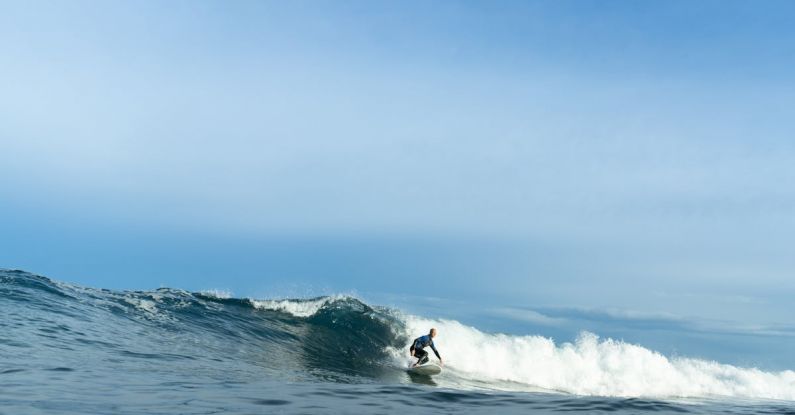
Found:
[409,334,440,365]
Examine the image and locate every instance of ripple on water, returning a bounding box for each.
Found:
[251,399,291,406]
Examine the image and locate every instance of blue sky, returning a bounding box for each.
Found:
[2,1,795,330]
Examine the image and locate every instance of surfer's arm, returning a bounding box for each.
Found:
[430,343,441,361]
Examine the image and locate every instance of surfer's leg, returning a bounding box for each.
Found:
[412,349,427,366]
[417,349,429,365]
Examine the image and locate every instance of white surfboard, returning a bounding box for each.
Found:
[408,362,442,376]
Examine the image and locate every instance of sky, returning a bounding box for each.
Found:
[2,0,795,332]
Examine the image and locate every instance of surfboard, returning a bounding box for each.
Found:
[408,363,442,376]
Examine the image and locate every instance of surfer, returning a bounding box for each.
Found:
[410,328,442,367]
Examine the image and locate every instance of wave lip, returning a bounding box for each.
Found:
[251,296,344,318]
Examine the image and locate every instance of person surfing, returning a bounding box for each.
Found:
[409,328,442,368]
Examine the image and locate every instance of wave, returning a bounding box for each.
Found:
[396,315,795,400]
[2,269,794,401]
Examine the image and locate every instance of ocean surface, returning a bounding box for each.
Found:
[1,269,794,414]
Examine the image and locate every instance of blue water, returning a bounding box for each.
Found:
[1,269,794,414]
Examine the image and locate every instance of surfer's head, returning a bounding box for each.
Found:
[430,328,437,338]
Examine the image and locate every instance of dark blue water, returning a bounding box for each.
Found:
[1,269,794,414]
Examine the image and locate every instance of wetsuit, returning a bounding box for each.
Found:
[409,334,440,365]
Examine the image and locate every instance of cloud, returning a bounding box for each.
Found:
[489,307,568,326]
[497,305,795,338]
[2,2,795,238]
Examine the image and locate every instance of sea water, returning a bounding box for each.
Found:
[1,269,794,414]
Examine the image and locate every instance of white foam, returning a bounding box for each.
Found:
[251,296,341,318]
[200,289,233,299]
[395,315,795,400]
[123,298,157,314]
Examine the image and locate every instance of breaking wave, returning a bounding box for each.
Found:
[2,269,793,401]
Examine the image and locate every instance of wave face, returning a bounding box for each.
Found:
[2,269,794,402]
